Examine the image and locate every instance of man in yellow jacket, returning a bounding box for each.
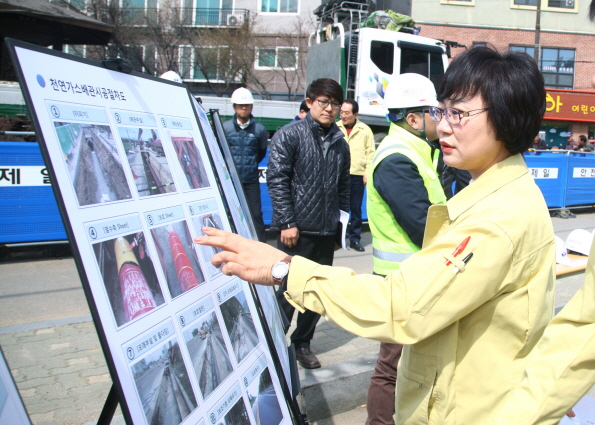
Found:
[337,99,375,252]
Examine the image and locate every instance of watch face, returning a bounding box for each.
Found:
[272,262,289,279]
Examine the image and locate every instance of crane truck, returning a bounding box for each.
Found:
[306,1,459,137]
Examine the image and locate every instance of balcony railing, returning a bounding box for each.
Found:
[180,8,249,27]
[106,7,248,27]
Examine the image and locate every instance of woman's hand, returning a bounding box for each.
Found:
[194,227,287,285]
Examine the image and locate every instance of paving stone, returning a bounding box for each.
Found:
[51,361,96,374]
[21,364,51,380]
[67,356,91,366]
[20,387,36,397]
[35,353,68,369]
[53,371,88,387]
[24,399,61,415]
[28,412,58,425]
[50,342,71,350]
[79,365,110,378]
[36,328,56,335]
[35,386,71,401]
[73,380,112,395]
[87,373,111,384]
[16,376,56,390]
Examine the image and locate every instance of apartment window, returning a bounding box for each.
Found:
[127,45,158,75]
[546,0,576,9]
[64,45,86,58]
[510,45,574,89]
[51,0,86,9]
[256,47,298,70]
[181,0,234,26]
[260,0,298,14]
[510,45,535,56]
[440,0,475,5]
[180,46,230,82]
[472,42,487,48]
[121,0,158,24]
[511,0,578,12]
[541,47,574,89]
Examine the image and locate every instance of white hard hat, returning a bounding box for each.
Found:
[554,235,570,265]
[231,87,254,104]
[565,229,593,256]
[160,70,183,83]
[383,73,438,110]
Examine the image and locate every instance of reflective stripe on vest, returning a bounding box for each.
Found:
[373,248,413,263]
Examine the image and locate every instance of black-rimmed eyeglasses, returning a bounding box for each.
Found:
[316,98,342,110]
[429,106,489,125]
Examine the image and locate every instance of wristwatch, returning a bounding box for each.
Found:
[272,255,293,287]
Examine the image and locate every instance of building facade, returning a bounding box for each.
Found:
[412,0,595,147]
[56,0,321,100]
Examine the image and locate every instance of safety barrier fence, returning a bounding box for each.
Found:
[524,150,595,210]
[3,142,594,244]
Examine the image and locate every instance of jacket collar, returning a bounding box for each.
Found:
[387,123,432,158]
[234,113,253,129]
[306,113,343,143]
[447,153,527,221]
[337,119,361,136]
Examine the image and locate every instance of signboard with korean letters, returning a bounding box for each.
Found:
[7,39,295,425]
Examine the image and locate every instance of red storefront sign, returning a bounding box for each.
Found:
[544,89,595,122]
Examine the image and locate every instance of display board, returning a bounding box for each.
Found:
[7,39,298,425]
[208,109,295,396]
[0,348,32,425]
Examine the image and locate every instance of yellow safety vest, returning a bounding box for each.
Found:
[367,124,446,275]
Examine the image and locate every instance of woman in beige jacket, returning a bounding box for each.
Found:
[196,46,555,425]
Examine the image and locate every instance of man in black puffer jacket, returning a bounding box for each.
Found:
[267,78,350,369]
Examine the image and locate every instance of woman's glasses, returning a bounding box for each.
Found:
[429,106,489,125]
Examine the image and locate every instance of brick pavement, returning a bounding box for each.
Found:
[0,315,375,425]
[0,322,117,425]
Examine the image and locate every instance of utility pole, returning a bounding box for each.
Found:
[534,0,541,66]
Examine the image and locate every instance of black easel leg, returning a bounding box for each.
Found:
[97,384,119,425]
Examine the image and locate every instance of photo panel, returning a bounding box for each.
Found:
[166,125,210,191]
[115,111,177,197]
[177,296,234,400]
[255,286,291,391]
[88,215,165,327]
[207,384,251,425]
[48,101,132,206]
[243,356,284,425]
[216,281,259,364]
[144,205,206,298]
[188,199,225,278]
[124,320,198,425]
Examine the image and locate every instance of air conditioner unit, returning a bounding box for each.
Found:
[227,13,244,27]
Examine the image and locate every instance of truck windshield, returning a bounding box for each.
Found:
[400,45,445,90]
[370,41,395,74]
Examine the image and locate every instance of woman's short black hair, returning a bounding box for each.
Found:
[438,45,545,155]
[306,78,344,105]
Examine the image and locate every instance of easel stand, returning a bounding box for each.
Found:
[97,385,119,425]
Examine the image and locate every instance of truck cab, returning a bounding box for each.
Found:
[306,2,450,133]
